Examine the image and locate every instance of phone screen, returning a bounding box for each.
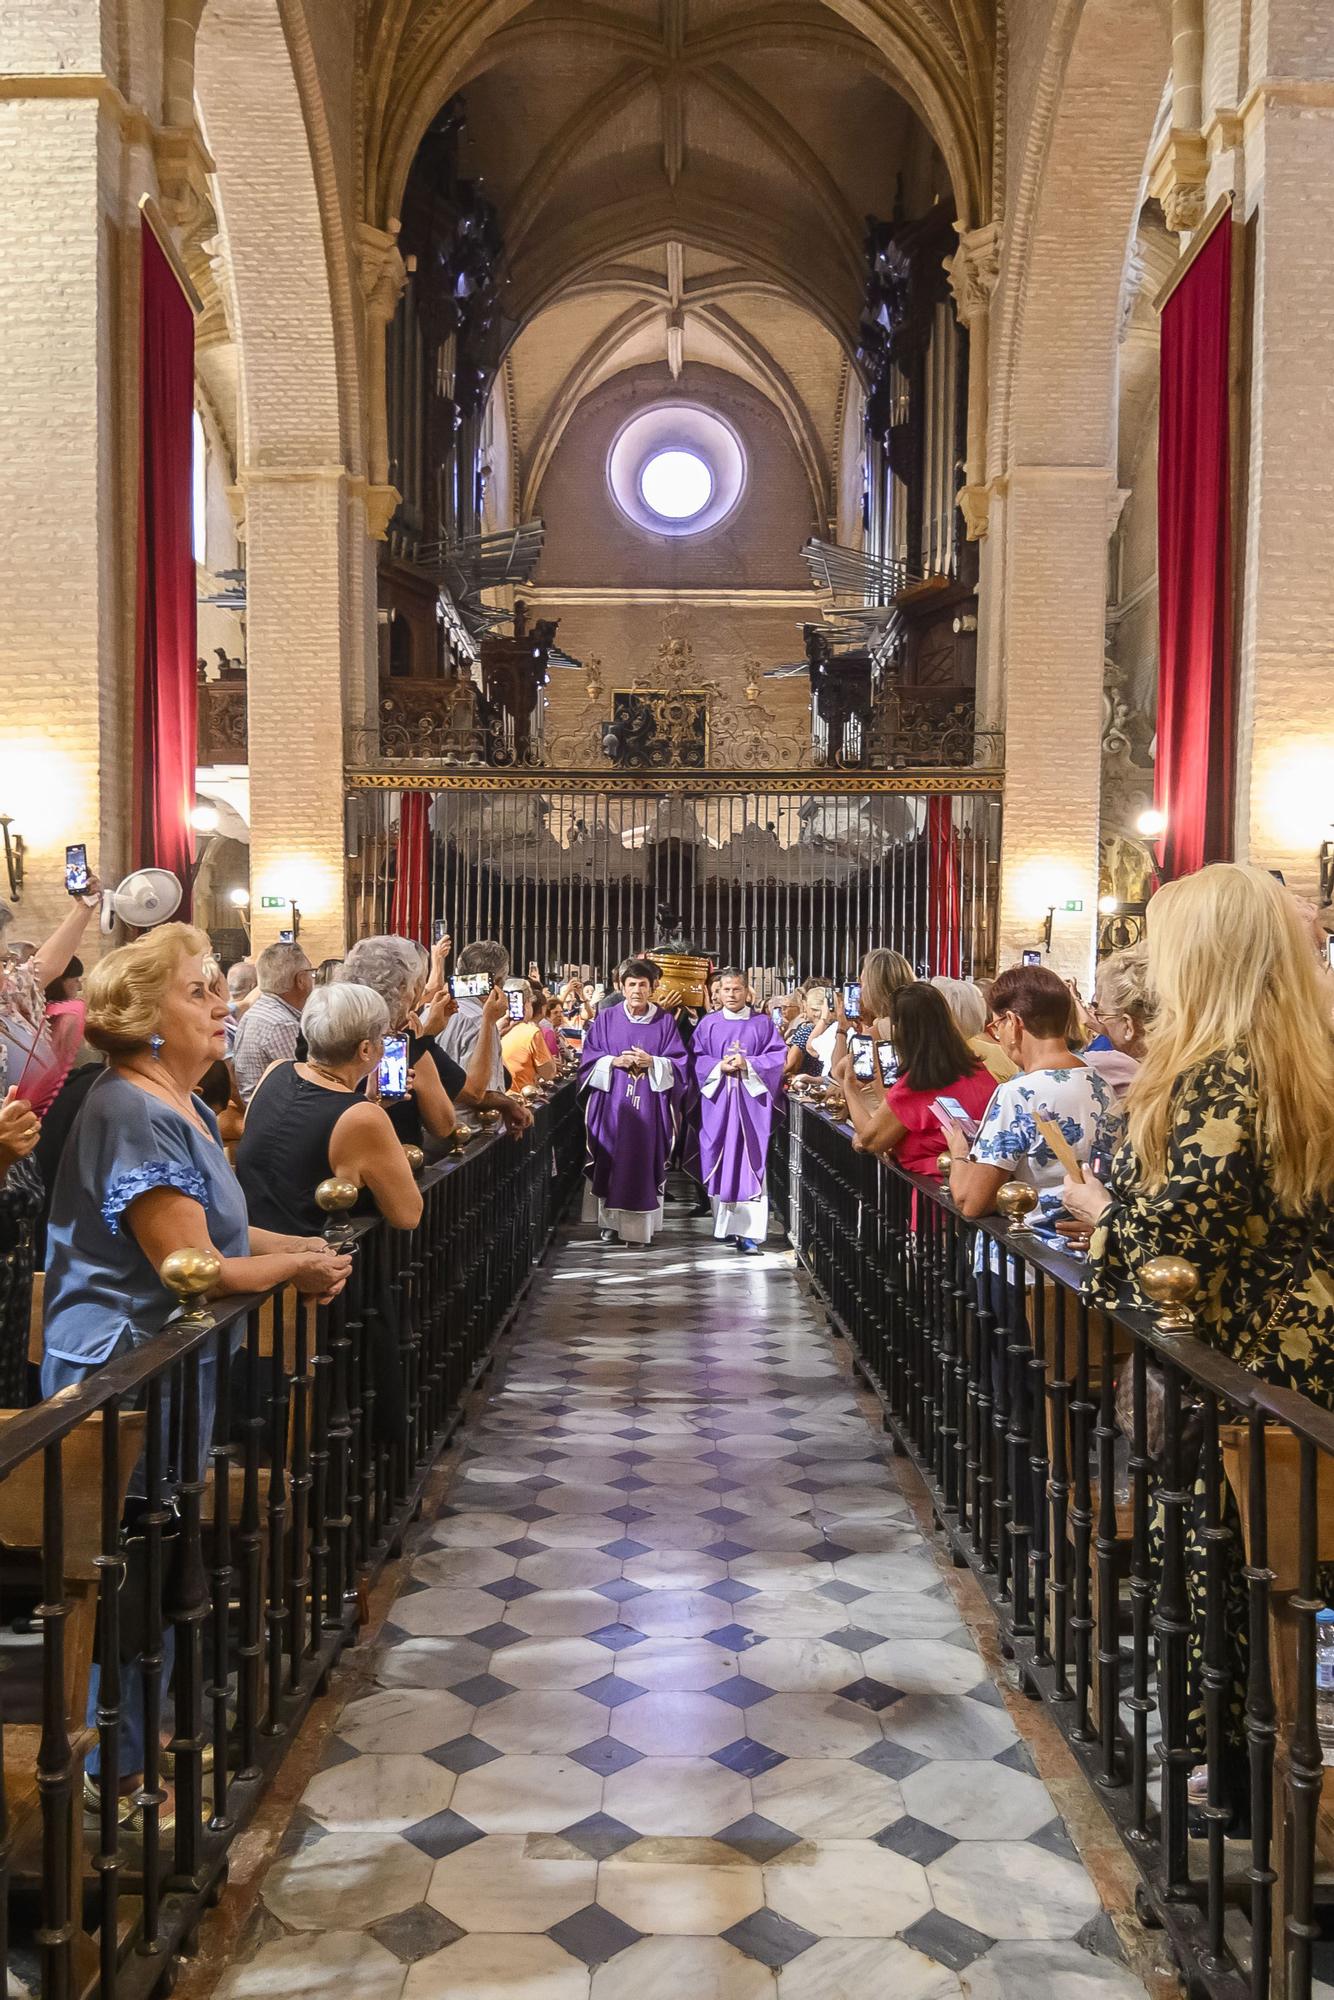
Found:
[432,918,449,945]
[932,1094,978,1140]
[843,981,862,1018]
[1021,948,1042,966]
[377,1032,410,1100]
[876,1042,898,1085]
[455,973,493,1000]
[505,988,526,1023]
[848,1033,876,1082]
[278,928,295,943]
[1326,934,1334,971]
[64,843,89,896]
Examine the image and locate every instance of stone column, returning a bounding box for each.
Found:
[997,466,1118,977]
[0,23,143,936]
[945,223,1000,543]
[243,469,353,960]
[357,219,407,542]
[1233,0,1334,890]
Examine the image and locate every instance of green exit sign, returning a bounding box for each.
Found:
[260,896,285,909]
[1062,899,1084,912]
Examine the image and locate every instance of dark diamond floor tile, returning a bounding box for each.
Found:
[569,1737,644,1777]
[465,1624,529,1652]
[588,1623,648,1652]
[823,1626,884,1653]
[874,1815,958,1865]
[994,1739,1038,1774]
[577,1674,647,1709]
[548,1903,643,1967]
[593,1579,647,1605]
[1030,1816,1081,1861]
[721,1907,818,1968]
[855,1739,929,1780]
[448,1672,517,1706]
[609,1505,654,1525]
[700,1505,747,1526]
[615,1427,650,1440]
[819,1580,870,1605]
[613,1449,650,1466]
[705,1539,752,1562]
[707,1674,772,1708]
[968,1679,1006,1709]
[704,1622,756,1650]
[703,1578,760,1604]
[426,1735,505,1775]
[599,1538,652,1560]
[402,1808,485,1858]
[482,1577,540,1603]
[369,1902,464,1962]
[836,1676,905,1713]
[712,1737,787,1778]
[319,1736,360,1770]
[497,1538,547,1559]
[805,1540,855,1563]
[715,1813,802,1862]
[609,1475,652,1493]
[902,1909,995,1972]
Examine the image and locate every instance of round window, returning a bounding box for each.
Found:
[607,405,746,538]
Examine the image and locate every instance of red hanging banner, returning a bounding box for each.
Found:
[391,791,432,944]
[926,794,961,977]
[1155,207,1235,880]
[134,215,198,898]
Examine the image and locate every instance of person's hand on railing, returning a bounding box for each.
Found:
[290,1241,352,1304]
[0,1087,41,1175]
[497,1094,534,1139]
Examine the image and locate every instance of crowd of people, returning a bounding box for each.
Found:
[0,857,1331,1832]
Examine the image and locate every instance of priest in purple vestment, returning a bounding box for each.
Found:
[579,958,688,1245]
[691,968,787,1254]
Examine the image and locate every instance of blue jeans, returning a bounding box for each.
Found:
[42,1336,220,1781]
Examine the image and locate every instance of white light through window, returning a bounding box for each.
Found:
[639,448,712,522]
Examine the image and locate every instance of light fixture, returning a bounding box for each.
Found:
[1098,894,1121,916]
[0,816,24,902]
[190,802,220,834]
[1136,806,1167,839]
[228,885,250,909]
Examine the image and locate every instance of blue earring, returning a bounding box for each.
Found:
[149,1033,165,1061]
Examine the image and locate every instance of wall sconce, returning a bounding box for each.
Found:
[1136,806,1167,840]
[228,886,250,911]
[0,816,24,902]
[952,612,978,635]
[1041,896,1085,952]
[1098,894,1121,917]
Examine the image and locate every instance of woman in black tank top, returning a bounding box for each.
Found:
[237,984,424,1436]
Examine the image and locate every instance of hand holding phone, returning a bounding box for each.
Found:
[376,1032,410,1102]
[931,1094,978,1141]
[455,972,493,1000]
[843,981,863,1020]
[876,1042,898,1086]
[64,843,89,897]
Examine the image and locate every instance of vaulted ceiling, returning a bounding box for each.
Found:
[362,0,990,534]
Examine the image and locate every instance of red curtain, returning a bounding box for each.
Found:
[1155,214,1234,880]
[391,792,432,943]
[926,795,961,977]
[134,223,198,896]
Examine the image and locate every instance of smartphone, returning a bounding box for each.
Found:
[64,843,89,896]
[771,1003,787,1026]
[454,972,493,1000]
[843,981,862,1018]
[377,1031,410,1101]
[876,1042,898,1085]
[1326,936,1334,972]
[823,988,837,1013]
[278,928,295,943]
[432,918,449,945]
[1021,948,1042,966]
[848,1033,876,1082]
[505,987,526,1023]
[932,1093,978,1140]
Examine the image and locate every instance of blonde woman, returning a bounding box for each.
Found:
[40,923,351,1822]
[931,975,1018,1084]
[827,948,915,1072]
[1077,947,1152,1100]
[1064,864,1334,1827]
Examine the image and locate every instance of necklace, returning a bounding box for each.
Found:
[305,1061,353,1092]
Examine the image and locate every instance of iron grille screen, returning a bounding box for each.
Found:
[347,782,1001,985]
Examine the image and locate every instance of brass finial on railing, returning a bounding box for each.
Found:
[1139,1255,1200,1332]
[159,1248,222,1324]
[478,1107,502,1127]
[402,1144,426,1175]
[937,1151,954,1181]
[315,1176,359,1249]
[996,1181,1040,1235]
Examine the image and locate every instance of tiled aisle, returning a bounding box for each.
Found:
[217,1215,1152,2000]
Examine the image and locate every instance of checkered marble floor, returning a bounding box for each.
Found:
[216,1212,1152,2000]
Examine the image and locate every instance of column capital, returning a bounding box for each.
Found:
[152,123,216,247]
[1149,128,1209,234]
[944,221,1000,325]
[347,475,402,541]
[357,218,408,322]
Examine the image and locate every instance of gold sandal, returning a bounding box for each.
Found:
[82,1773,176,1833]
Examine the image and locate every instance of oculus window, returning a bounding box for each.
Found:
[608,405,746,537]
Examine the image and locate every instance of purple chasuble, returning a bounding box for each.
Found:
[691,1009,787,1205]
[579,1003,687,1216]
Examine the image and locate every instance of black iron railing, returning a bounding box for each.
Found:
[0,1086,583,2000]
[773,1096,1334,2000]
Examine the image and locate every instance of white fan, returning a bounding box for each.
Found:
[101,868,183,934]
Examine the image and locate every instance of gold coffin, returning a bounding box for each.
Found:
[652,951,712,1008]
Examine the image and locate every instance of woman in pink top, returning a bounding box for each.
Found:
[839,982,996,1176]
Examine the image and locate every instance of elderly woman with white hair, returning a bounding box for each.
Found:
[236,982,423,1238]
[338,934,460,1149]
[930,975,1018,1084]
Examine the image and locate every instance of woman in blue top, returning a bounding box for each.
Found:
[41,922,350,1825]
